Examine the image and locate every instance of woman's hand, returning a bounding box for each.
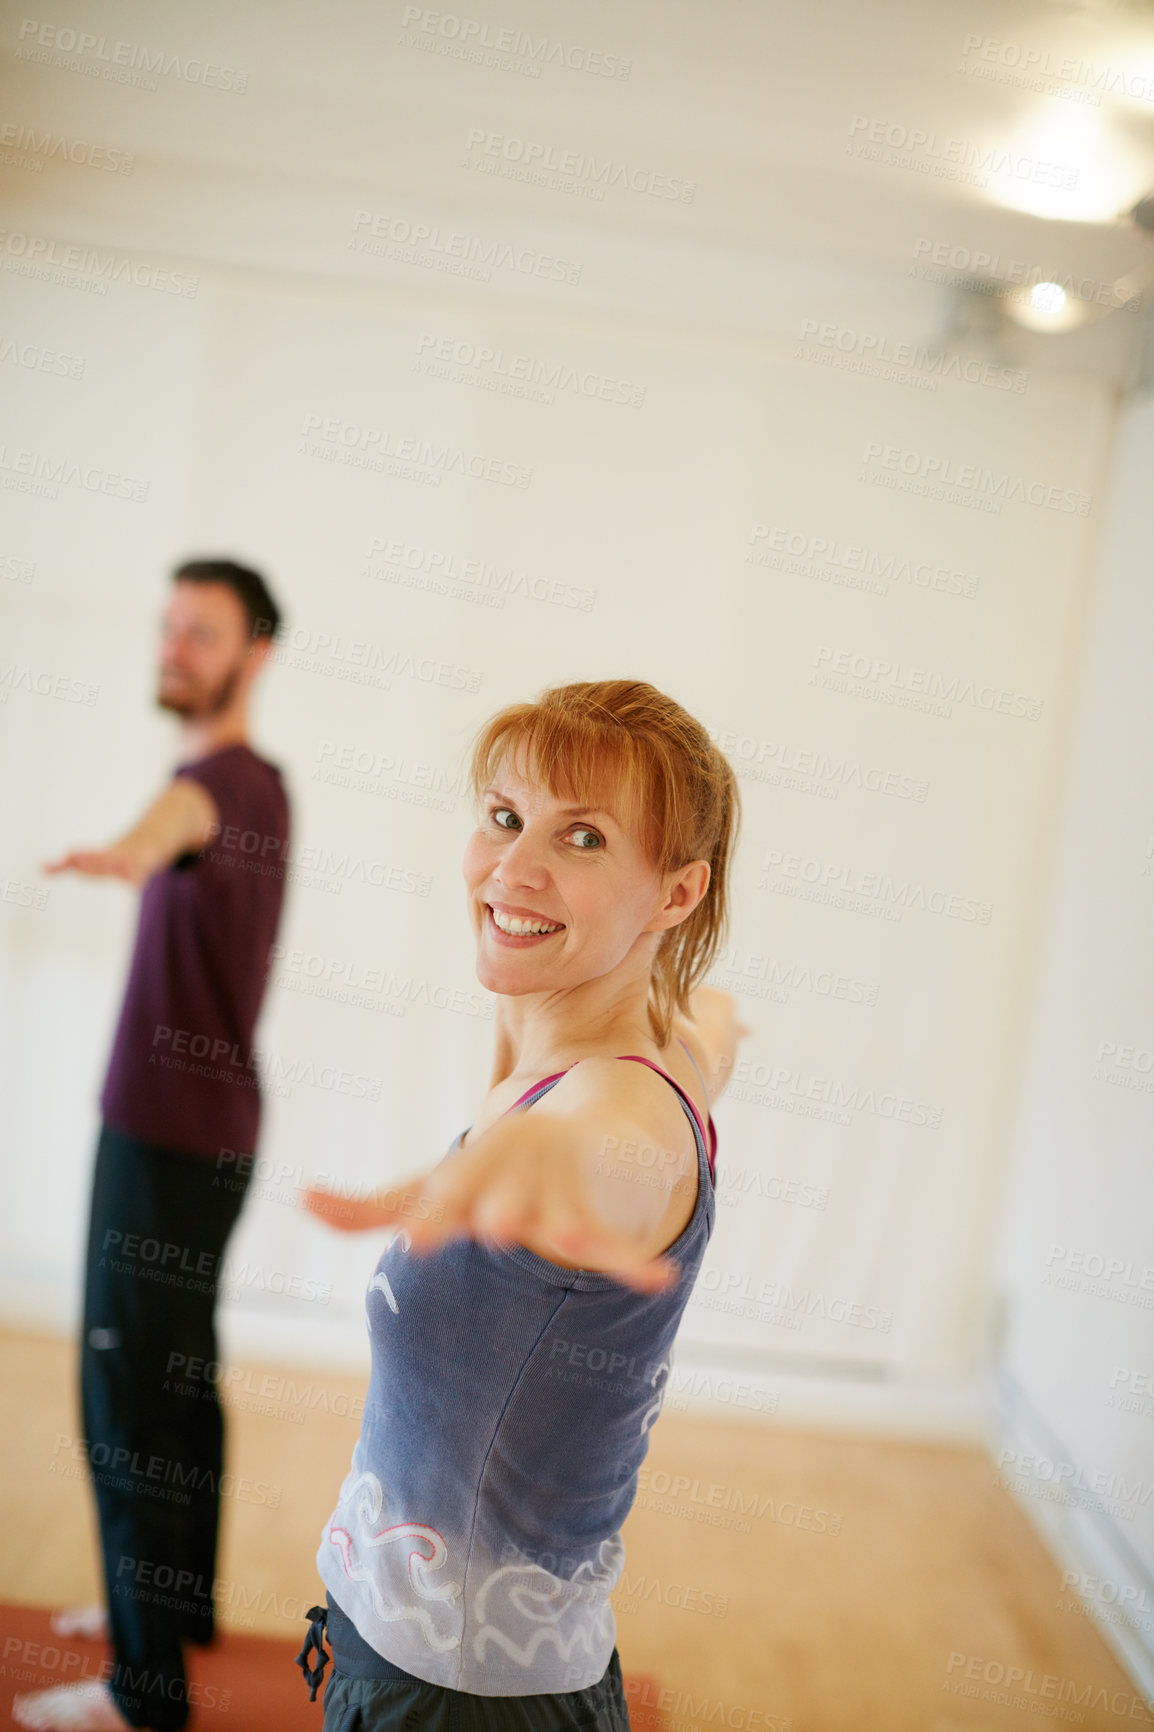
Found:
[679,986,753,1097]
[299,1184,430,1234]
[299,1111,679,1294]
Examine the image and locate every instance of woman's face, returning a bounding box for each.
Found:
[462,750,673,999]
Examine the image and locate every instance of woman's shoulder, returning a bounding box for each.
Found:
[537,1044,708,1155]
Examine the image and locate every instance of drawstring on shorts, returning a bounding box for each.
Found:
[295,1603,332,1702]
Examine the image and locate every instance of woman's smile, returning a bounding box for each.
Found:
[485,900,567,945]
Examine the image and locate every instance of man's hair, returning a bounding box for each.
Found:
[172,557,283,641]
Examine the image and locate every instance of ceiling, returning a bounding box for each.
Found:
[3,0,1154,377]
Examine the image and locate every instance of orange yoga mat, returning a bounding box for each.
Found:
[0,1605,667,1728]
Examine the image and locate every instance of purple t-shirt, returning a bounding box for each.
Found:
[100,743,290,1158]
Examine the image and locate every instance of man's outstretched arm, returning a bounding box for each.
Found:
[43,776,219,886]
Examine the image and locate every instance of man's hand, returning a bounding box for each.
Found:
[43,777,219,886]
[44,841,161,886]
[300,1106,680,1294]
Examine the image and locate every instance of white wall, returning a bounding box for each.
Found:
[993,382,1154,1690]
[0,246,1119,1443]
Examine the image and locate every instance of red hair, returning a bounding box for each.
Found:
[467,679,740,1046]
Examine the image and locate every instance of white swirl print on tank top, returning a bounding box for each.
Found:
[469,1533,623,1671]
[325,1447,462,1653]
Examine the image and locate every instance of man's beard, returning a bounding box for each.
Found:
[156,659,243,718]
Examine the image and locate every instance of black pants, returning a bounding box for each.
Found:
[80,1123,250,1730]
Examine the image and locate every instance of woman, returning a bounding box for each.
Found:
[298,679,747,1729]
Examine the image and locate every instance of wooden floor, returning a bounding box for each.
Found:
[1,1330,1138,1732]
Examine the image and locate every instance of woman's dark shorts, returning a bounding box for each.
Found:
[299,1596,632,1730]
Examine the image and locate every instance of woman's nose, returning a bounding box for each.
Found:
[496,829,547,881]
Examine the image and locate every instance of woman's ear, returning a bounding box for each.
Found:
[662,859,711,928]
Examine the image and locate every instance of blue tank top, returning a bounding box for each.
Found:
[316,1049,717,1697]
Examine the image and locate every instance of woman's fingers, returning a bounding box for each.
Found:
[303,1125,680,1291]
[300,1186,385,1232]
[300,1182,446,1235]
[527,1189,680,1292]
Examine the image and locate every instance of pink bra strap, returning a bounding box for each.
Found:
[502,1055,716,1181]
[506,1069,571,1112]
[615,1055,715,1179]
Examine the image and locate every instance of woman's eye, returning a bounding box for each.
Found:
[491,807,521,831]
[570,828,602,850]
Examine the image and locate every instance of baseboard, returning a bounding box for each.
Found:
[218,1306,993,1443]
[995,1369,1154,1701]
[0,1274,993,1443]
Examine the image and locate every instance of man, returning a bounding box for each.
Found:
[16,561,291,1732]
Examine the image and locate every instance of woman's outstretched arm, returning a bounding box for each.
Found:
[673,984,750,1104]
[300,1054,710,1293]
